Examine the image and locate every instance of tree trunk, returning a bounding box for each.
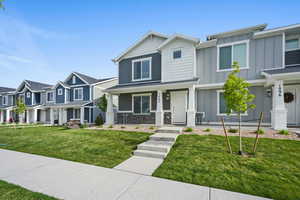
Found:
[238,112,243,155]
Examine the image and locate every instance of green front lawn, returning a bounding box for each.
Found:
[153,135,300,200]
[0,180,56,200]
[0,127,151,168]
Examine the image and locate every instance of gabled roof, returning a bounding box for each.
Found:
[0,87,15,94]
[254,23,300,38]
[64,72,117,86]
[112,31,169,62]
[52,81,70,89]
[207,24,267,40]
[17,80,52,92]
[157,33,200,50]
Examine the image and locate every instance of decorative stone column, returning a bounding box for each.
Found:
[105,93,114,125]
[155,90,164,127]
[271,80,287,130]
[187,86,196,127]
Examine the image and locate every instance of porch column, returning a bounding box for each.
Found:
[26,110,29,123]
[50,108,54,125]
[155,90,164,126]
[105,93,114,125]
[63,108,67,124]
[33,109,38,123]
[58,108,63,125]
[187,86,196,127]
[0,110,3,123]
[271,80,287,130]
[80,107,85,124]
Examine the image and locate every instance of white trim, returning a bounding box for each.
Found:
[57,88,63,95]
[172,48,182,60]
[196,39,217,49]
[52,81,70,90]
[285,37,300,52]
[89,86,92,101]
[195,79,266,89]
[216,90,248,116]
[282,32,286,68]
[131,57,152,82]
[113,31,169,62]
[217,40,250,72]
[157,33,199,50]
[132,93,152,115]
[64,89,68,103]
[69,84,88,88]
[90,77,118,86]
[254,23,300,38]
[2,95,8,105]
[64,72,89,85]
[46,91,54,103]
[73,87,83,101]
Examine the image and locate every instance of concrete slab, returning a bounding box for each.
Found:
[211,188,272,200]
[114,156,163,175]
[118,175,209,200]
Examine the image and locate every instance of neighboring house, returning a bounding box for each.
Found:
[15,80,53,123]
[42,72,117,125]
[105,23,300,130]
[0,87,16,123]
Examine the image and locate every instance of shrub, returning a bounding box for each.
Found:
[203,128,211,132]
[149,126,155,130]
[278,129,289,135]
[108,125,113,128]
[184,127,193,132]
[135,126,140,129]
[255,129,265,135]
[121,126,126,129]
[228,128,238,133]
[80,123,88,129]
[95,115,104,126]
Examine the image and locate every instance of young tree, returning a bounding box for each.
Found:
[14,99,26,123]
[223,62,256,155]
[0,0,4,9]
[97,94,107,112]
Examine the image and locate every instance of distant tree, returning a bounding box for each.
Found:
[0,0,4,9]
[97,94,107,112]
[223,62,256,155]
[14,99,26,123]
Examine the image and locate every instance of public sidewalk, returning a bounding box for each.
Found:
[0,149,271,200]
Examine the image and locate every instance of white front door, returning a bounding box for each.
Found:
[285,86,297,124]
[171,91,187,124]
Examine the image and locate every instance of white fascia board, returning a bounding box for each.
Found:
[195,79,266,90]
[91,77,118,86]
[196,39,217,49]
[52,81,70,90]
[63,72,89,85]
[253,23,300,39]
[112,31,169,63]
[157,34,200,50]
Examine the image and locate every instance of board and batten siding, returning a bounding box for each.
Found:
[196,86,272,123]
[161,38,196,82]
[196,34,283,84]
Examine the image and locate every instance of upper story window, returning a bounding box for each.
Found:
[133,94,151,114]
[72,76,76,84]
[26,92,31,98]
[58,88,63,95]
[74,88,83,100]
[173,49,182,59]
[286,38,299,51]
[217,41,249,71]
[47,92,54,102]
[132,58,151,81]
[2,96,7,105]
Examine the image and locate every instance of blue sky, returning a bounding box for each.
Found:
[0,0,299,88]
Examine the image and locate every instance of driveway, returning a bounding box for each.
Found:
[0,149,271,200]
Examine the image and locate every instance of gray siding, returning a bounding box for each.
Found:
[196,86,272,123]
[118,53,161,84]
[197,34,283,84]
[66,75,85,85]
[56,85,65,104]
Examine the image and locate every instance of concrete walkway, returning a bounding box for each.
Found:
[0,149,271,200]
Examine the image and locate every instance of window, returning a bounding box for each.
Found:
[286,39,299,51]
[133,95,151,114]
[58,89,63,95]
[47,92,54,102]
[173,49,182,59]
[218,41,248,71]
[26,92,31,98]
[217,91,247,116]
[132,58,151,81]
[72,76,76,84]
[74,88,83,100]
[2,96,7,105]
[73,109,81,119]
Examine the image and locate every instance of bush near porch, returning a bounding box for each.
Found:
[153,134,300,200]
[0,127,151,168]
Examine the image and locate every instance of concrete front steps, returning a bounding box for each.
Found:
[133,127,181,159]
